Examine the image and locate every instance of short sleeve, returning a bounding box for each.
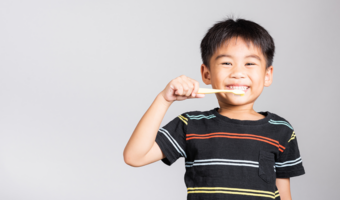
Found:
[155,113,187,166]
[275,130,306,178]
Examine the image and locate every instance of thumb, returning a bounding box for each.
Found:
[187,94,205,99]
[195,94,205,98]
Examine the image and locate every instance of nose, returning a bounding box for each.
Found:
[230,66,246,79]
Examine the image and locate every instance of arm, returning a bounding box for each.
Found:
[276,178,292,200]
[123,75,204,167]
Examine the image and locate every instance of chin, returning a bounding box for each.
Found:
[220,99,249,106]
[229,101,249,106]
[216,94,252,105]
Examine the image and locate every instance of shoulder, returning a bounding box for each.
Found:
[267,111,295,131]
[180,108,216,119]
[176,108,217,124]
[267,111,297,144]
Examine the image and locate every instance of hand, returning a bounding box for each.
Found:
[160,75,205,102]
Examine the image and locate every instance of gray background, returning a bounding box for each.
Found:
[0,0,339,199]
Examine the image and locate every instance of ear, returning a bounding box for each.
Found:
[264,66,273,87]
[201,64,211,85]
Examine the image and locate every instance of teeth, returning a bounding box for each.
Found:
[228,86,248,90]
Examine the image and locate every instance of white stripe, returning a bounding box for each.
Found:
[188,158,259,164]
[159,128,187,158]
[275,157,301,165]
[275,157,302,168]
[158,129,184,158]
[185,162,259,168]
[275,160,302,168]
[185,158,259,168]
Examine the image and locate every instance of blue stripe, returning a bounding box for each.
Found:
[269,119,293,130]
[189,116,215,120]
[186,114,216,120]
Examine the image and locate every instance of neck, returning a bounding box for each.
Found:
[217,101,261,120]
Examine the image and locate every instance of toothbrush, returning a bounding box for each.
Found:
[197,88,245,96]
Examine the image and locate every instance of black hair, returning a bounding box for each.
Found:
[200,16,275,70]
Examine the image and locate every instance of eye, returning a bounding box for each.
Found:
[246,63,255,66]
[222,62,232,65]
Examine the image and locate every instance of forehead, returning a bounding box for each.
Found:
[214,37,265,60]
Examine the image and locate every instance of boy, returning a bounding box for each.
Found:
[124,17,305,200]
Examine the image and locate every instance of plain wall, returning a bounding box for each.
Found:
[0,0,339,199]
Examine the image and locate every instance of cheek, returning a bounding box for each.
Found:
[250,73,265,86]
[211,72,225,85]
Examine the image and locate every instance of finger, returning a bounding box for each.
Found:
[184,80,194,97]
[184,77,198,97]
[195,94,205,98]
[188,79,199,97]
[171,81,183,96]
[180,79,191,97]
[181,76,195,97]
[176,77,188,96]
[175,86,183,96]
[168,84,175,95]
[187,93,205,99]
[178,76,192,97]
[176,96,187,101]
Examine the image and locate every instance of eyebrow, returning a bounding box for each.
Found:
[215,54,262,61]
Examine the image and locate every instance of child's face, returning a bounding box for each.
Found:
[201,36,273,107]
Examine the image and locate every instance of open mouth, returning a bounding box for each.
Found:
[226,85,250,92]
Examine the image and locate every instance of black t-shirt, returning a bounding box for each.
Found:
[155,107,305,200]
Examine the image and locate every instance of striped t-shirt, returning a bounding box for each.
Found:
[155,107,305,200]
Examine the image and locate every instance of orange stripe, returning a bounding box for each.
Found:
[187,132,285,150]
[186,132,284,152]
[188,135,283,152]
[187,132,283,148]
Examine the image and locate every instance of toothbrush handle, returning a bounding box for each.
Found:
[197,88,228,94]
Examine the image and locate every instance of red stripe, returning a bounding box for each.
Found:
[186,132,284,152]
